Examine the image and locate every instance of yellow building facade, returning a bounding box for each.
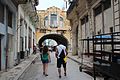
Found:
[36,6,71,51]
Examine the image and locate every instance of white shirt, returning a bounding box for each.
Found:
[57,44,66,58]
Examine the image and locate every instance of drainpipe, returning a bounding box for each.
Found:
[101,1,105,34]
[93,9,96,36]
[101,1,105,51]
[112,0,115,32]
[118,0,120,31]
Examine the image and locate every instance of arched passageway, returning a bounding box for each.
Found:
[38,34,68,48]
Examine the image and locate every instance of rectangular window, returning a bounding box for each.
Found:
[28,28,32,48]
[39,29,46,33]
[104,0,111,10]
[94,5,102,16]
[0,2,4,23]
[50,14,57,28]
[29,37,31,48]
[44,16,48,27]
[94,0,111,16]
[8,9,12,28]
[110,27,113,33]
[20,37,23,51]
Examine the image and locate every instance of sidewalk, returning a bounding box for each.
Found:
[0,53,38,80]
[68,54,93,68]
[67,54,93,76]
[68,54,104,80]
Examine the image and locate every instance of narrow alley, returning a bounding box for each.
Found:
[1,0,120,80]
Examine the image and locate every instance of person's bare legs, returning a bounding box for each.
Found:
[58,68,61,78]
[43,64,45,75]
[44,63,48,76]
[45,63,48,75]
[63,62,67,76]
[64,67,66,76]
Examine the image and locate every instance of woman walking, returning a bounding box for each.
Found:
[41,46,50,76]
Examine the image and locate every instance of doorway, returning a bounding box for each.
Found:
[76,26,78,55]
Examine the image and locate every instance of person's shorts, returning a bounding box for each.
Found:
[42,59,49,64]
[57,58,66,68]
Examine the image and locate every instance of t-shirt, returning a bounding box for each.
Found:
[42,53,48,61]
[57,44,66,58]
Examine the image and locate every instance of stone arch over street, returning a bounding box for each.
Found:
[38,34,69,48]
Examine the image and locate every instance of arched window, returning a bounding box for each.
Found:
[50,14,57,28]
[59,17,64,27]
[44,16,48,27]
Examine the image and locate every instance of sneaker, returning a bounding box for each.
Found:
[64,73,66,76]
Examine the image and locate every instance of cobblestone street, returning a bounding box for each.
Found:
[19,52,93,80]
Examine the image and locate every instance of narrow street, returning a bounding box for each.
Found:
[1,0,120,80]
[19,52,93,80]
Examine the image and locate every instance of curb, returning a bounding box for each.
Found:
[68,56,82,64]
[68,56,93,70]
[15,55,38,80]
[0,54,38,80]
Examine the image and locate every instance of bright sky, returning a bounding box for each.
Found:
[36,0,67,10]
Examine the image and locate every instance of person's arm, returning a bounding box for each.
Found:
[55,47,58,58]
[65,48,68,56]
[55,51,58,58]
[48,52,51,62]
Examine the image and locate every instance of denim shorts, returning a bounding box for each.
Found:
[57,58,66,68]
[42,59,49,64]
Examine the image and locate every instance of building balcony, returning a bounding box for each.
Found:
[12,0,39,8]
[21,0,39,26]
[14,0,38,4]
[11,0,28,7]
[15,0,28,4]
[67,0,78,16]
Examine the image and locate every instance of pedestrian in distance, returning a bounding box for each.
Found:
[55,44,68,78]
[41,46,51,76]
[39,45,43,53]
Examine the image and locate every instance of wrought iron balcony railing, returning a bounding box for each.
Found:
[16,0,28,4]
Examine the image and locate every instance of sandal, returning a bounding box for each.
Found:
[59,75,61,78]
[45,74,48,76]
[64,73,66,76]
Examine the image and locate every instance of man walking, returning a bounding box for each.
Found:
[55,44,68,78]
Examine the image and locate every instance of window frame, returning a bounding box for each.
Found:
[0,2,4,23]
[50,14,57,28]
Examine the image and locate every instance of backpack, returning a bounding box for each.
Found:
[59,49,65,58]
